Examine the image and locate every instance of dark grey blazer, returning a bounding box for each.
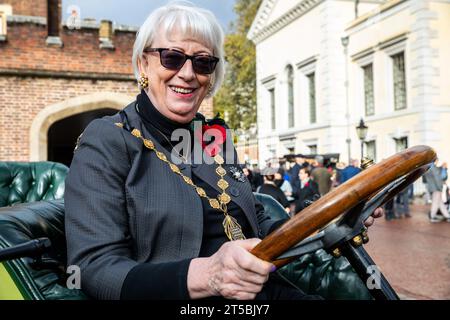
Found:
[64,102,275,300]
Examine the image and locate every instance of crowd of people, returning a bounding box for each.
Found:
[385,159,449,222]
[243,155,362,216]
[244,155,450,222]
[423,160,449,222]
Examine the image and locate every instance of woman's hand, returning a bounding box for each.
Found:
[187,238,274,300]
[364,207,384,227]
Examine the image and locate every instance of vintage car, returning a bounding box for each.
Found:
[0,146,436,300]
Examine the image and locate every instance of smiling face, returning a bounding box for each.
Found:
[138,28,213,124]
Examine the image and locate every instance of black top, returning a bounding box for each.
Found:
[294,180,320,213]
[121,91,252,298]
[258,183,290,209]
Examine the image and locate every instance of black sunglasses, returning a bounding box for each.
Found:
[144,48,219,75]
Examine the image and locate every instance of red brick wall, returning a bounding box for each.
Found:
[236,140,259,165]
[0,75,214,161]
[0,24,135,75]
[0,20,214,161]
[0,77,138,161]
[0,0,47,17]
[0,76,212,161]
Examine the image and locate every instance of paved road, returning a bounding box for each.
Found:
[364,202,450,300]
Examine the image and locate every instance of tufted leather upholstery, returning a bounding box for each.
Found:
[279,250,372,299]
[0,189,370,299]
[0,162,68,207]
[254,193,372,300]
[0,200,86,299]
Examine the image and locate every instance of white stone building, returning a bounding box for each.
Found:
[248,0,450,166]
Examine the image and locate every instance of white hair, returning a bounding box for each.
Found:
[132,1,225,96]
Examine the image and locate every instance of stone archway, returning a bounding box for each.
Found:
[30,92,133,161]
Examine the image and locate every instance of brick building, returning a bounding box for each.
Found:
[0,0,213,166]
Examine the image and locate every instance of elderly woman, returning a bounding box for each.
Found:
[65,2,381,300]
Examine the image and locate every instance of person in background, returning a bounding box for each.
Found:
[384,198,396,221]
[243,167,257,192]
[340,159,361,183]
[334,161,346,187]
[251,166,264,191]
[290,155,306,194]
[294,168,320,214]
[441,162,449,211]
[440,162,448,182]
[257,167,291,213]
[311,156,332,196]
[424,159,450,223]
[281,161,292,182]
[274,170,294,202]
[395,188,411,218]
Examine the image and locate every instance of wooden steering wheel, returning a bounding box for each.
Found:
[251,145,437,267]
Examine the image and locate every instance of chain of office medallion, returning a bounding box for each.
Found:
[115,124,245,240]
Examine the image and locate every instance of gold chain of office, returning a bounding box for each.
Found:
[115,123,245,241]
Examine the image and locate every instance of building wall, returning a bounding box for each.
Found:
[266,0,301,24]
[0,74,213,161]
[254,0,380,164]
[0,0,47,17]
[255,2,323,163]
[235,139,259,166]
[431,1,450,107]
[251,0,450,167]
[256,2,321,134]
[347,0,414,161]
[0,22,135,74]
[347,0,450,163]
[0,77,137,161]
[0,1,213,161]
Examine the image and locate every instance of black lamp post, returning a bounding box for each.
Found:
[356,118,368,161]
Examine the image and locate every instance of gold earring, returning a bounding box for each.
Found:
[207,82,214,96]
[139,73,149,89]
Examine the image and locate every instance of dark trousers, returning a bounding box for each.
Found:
[384,199,395,220]
[395,190,410,217]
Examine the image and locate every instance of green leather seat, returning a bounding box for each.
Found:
[0,189,371,299]
[254,193,372,300]
[0,162,68,207]
[0,161,78,300]
[0,200,86,300]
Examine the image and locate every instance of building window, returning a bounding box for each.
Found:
[307,72,316,124]
[395,137,408,152]
[269,88,276,130]
[392,52,407,110]
[363,64,374,116]
[268,148,276,164]
[0,12,5,35]
[308,144,317,155]
[365,140,376,161]
[287,65,294,128]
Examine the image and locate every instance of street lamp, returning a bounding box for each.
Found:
[356,118,368,161]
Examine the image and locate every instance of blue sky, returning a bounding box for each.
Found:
[62,0,237,31]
